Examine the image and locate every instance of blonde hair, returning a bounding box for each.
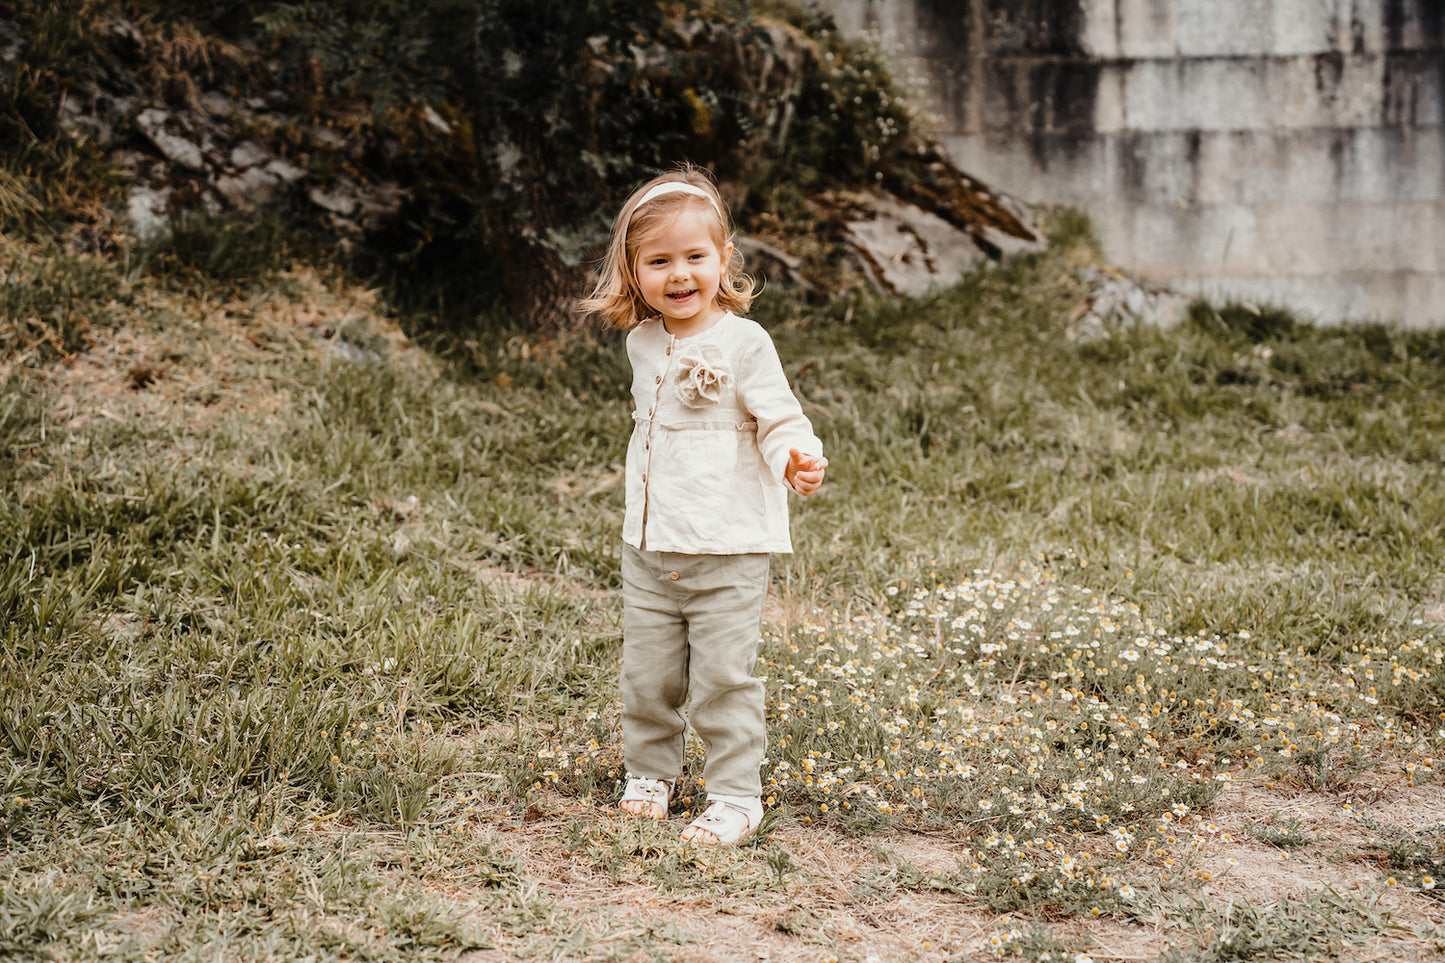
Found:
[579,167,755,330]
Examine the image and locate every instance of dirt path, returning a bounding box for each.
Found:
[421,770,1445,962]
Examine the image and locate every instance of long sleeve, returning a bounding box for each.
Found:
[737,330,823,486]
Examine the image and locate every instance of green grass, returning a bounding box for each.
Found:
[1160,886,1402,962]
[3,227,1444,960]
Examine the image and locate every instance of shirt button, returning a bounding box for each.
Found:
[647,407,653,416]
[668,571,679,580]
[666,345,672,355]
[654,375,662,384]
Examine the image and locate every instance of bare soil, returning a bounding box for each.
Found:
[419,769,1445,962]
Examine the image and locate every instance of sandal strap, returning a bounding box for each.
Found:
[705,793,763,826]
[704,801,752,821]
[620,777,672,803]
[686,799,758,844]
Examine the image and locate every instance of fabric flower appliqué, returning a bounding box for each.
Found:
[673,343,732,408]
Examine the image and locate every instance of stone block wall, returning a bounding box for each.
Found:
[814,0,1444,326]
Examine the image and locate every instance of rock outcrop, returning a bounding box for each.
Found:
[8,10,1045,316]
[34,16,407,249]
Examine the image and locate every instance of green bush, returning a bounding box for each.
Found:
[0,1,115,236]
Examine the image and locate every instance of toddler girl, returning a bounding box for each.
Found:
[580,169,827,845]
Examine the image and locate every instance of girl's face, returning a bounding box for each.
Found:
[632,207,733,337]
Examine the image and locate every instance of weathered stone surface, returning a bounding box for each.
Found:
[198,90,233,118]
[305,125,347,151]
[229,140,268,168]
[307,185,357,216]
[843,193,987,297]
[814,0,1445,326]
[24,15,407,248]
[58,83,132,146]
[1068,265,1190,342]
[0,18,22,67]
[265,159,307,183]
[308,178,407,237]
[110,90,400,242]
[127,185,172,242]
[135,108,207,171]
[215,167,282,209]
[737,237,814,292]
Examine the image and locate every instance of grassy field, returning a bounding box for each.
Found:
[3,218,1445,962]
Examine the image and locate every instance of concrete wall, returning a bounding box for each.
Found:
[814,0,1445,327]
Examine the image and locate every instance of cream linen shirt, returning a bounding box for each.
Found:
[623,312,823,554]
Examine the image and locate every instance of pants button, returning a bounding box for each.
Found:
[668,571,679,580]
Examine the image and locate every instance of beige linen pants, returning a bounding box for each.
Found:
[620,544,770,798]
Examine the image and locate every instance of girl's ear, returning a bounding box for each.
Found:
[723,240,734,266]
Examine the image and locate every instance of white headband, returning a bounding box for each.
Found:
[633,181,721,217]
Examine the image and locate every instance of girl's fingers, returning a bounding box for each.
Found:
[787,449,828,495]
[793,467,825,494]
[789,448,828,471]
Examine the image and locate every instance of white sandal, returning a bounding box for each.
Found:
[618,777,672,819]
[681,797,762,846]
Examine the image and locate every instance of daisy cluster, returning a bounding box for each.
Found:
[529,727,620,804]
[1339,630,1443,722]
[886,842,1140,921]
[981,925,1091,962]
[755,561,1442,863]
[758,568,1227,836]
[523,560,1444,895]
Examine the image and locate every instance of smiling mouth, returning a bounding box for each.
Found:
[666,290,697,302]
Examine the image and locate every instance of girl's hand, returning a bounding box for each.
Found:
[786,448,828,496]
